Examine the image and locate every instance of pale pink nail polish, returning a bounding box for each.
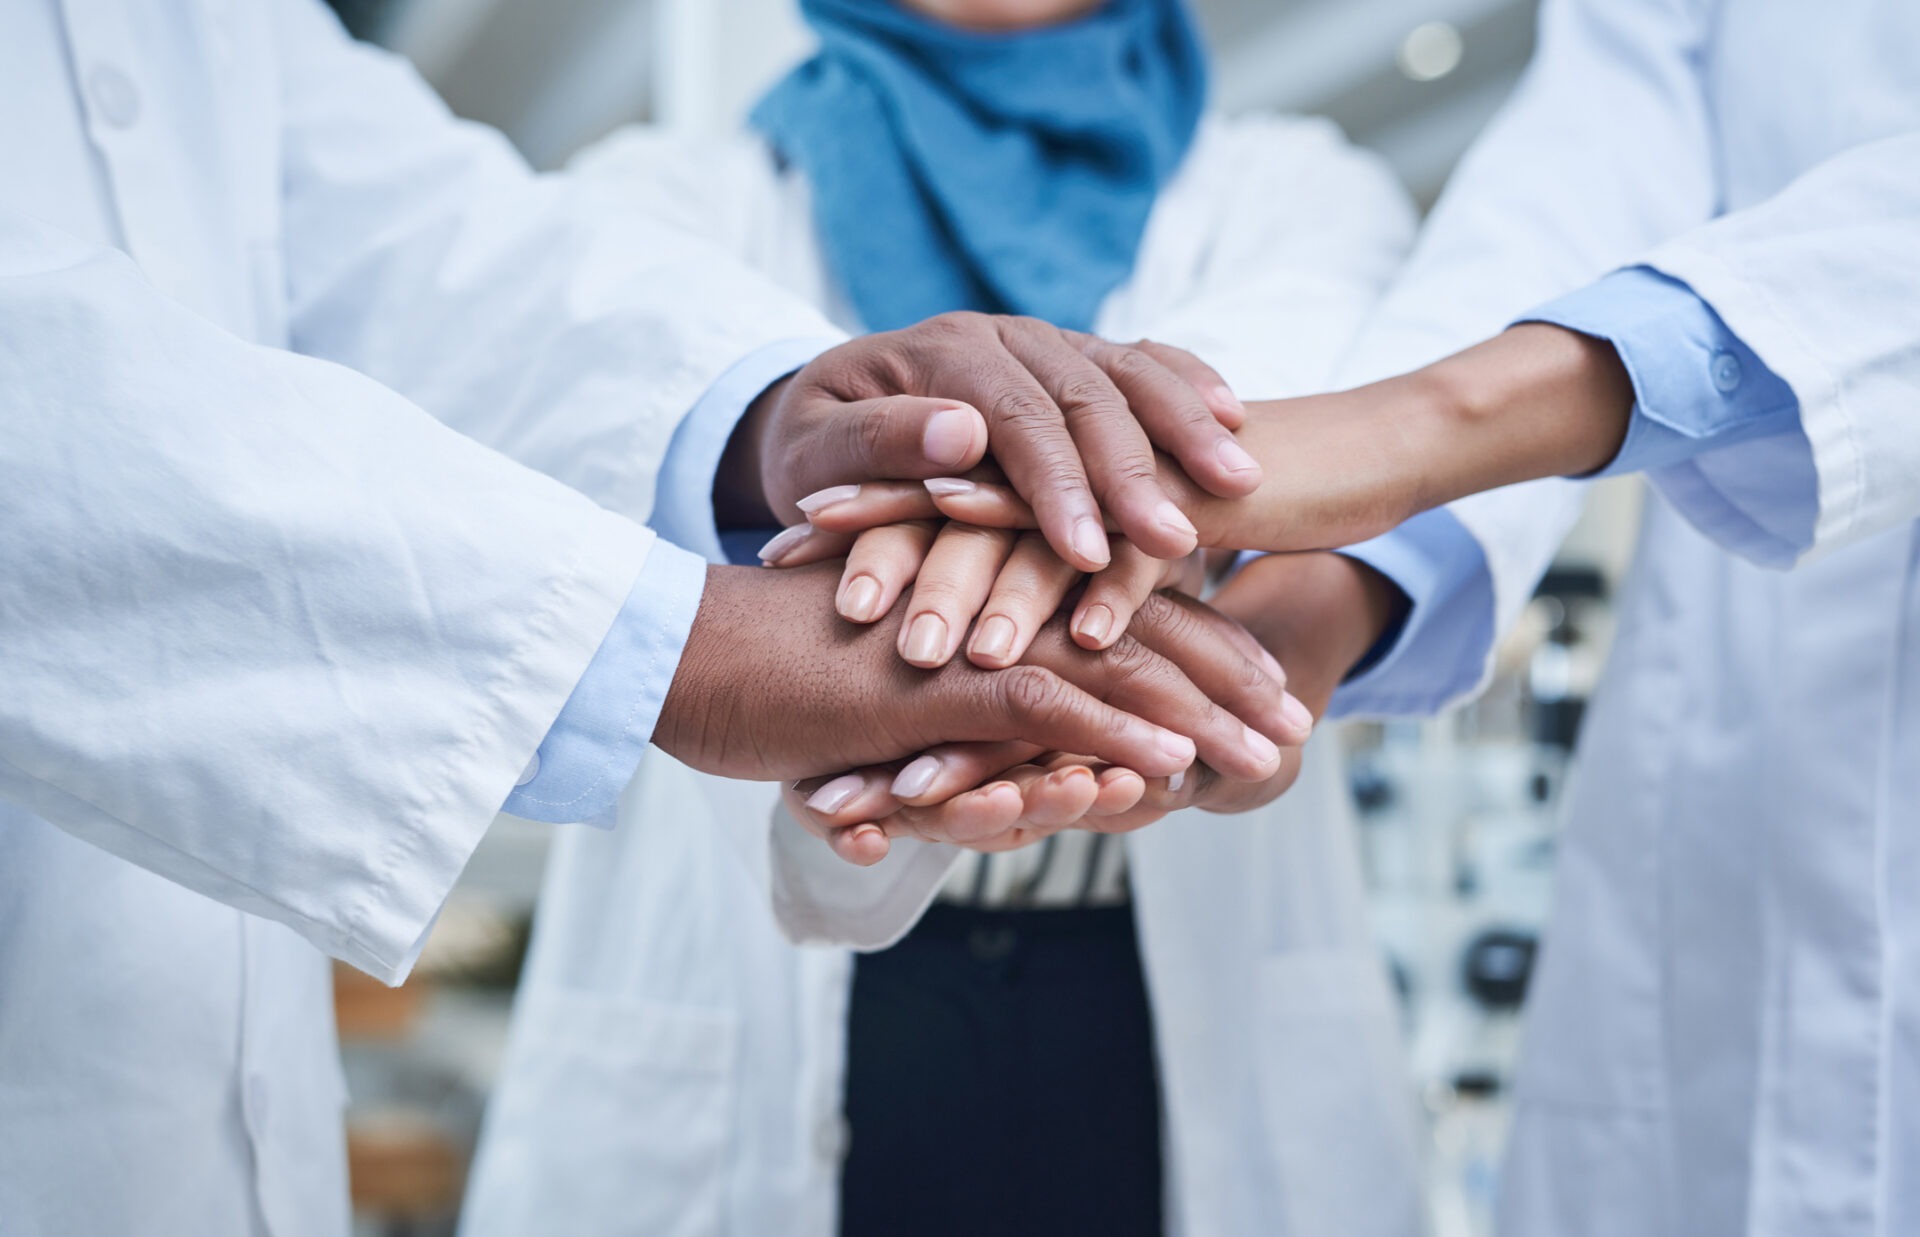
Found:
[972,614,1017,662]
[902,613,949,665]
[924,476,977,497]
[840,575,884,622]
[796,484,861,515]
[806,773,865,815]
[757,524,811,564]
[1074,604,1115,646]
[891,755,942,799]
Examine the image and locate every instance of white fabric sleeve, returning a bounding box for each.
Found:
[1637,131,1920,561]
[1333,0,1719,698]
[0,213,670,983]
[268,0,842,523]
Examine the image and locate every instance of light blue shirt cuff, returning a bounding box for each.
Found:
[1326,507,1495,720]
[651,337,842,562]
[1521,267,1803,477]
[502,537,707,827]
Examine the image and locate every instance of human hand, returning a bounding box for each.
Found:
[652,562,1298,830]
[786,551,1402,859]
[764,511,1208,668]
[714,315,1264,570]
[785,323,1633,556]
[772,586,1315,864]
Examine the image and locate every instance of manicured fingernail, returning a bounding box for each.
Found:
[1167,769,1186,794]
[757,525,811,564]
[903,613,949,665]
[972,614,1017,662]
[1281,692,1315,734]
[1217,437,1260,475]
[839,574,883,622]
[806,773,865,814]
[1156,731,1197,765]
[1208,384,1246,417]
[1074,603,1115,646]
[923,406,980,469]
[1070,517,1111,568]
[1243,724,1281,766]
[924,477,977,497]
[891,755,942,799]
[796,484,861,515]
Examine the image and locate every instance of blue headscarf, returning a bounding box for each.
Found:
[750,0,1207,332]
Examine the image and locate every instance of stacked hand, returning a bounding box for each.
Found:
[673,313,1630,865]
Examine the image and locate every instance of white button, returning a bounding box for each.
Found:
[814,1115,850,1162]
[1711,351,1743,394]
[515,752,541,788]
[88,65,141,129]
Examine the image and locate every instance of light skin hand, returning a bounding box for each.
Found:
[789,551,1403,859]
[654,564,1295,858]
[779,586,1318,862]
[712,315,1258,572]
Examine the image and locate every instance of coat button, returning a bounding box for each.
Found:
[88,65,142,129]
[1711,351,1743,394]
[515,752,541,787]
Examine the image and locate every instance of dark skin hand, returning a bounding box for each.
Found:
[711,314,1264,571]
[653,563,1299,865]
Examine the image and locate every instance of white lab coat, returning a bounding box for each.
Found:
[0,3,836,1235]
[1334,0,1920,1233]
[467,116,1430,1237]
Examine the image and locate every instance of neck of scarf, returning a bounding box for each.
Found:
[750,0,1207,332]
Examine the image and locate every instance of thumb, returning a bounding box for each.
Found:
[788,395,988,500]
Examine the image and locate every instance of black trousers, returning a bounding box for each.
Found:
[839,904,1163,1237]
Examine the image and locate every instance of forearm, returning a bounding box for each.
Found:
[1180,324,1634,554]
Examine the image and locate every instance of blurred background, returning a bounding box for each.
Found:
[322,3,1645,1234]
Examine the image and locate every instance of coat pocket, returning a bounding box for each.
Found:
[461,990,738,1237]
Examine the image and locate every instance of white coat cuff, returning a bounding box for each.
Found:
[1328,508,1496,719]
[501,537,707,826]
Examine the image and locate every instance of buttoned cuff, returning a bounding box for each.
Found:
[1521,267,1802,478]
[1326,508,1495,720]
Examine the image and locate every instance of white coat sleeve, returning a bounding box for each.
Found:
[1636,131,1920,560]
[1334,0,1720,700]
[0,212,664,984]
[267,0,842,521]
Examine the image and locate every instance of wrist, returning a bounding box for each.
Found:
[713,377,788,529]
[1211,552,1405,715]
[1414,323,1636,499]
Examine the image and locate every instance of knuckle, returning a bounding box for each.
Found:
[1001,664,1067,721]
[1054,373,1121,412]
